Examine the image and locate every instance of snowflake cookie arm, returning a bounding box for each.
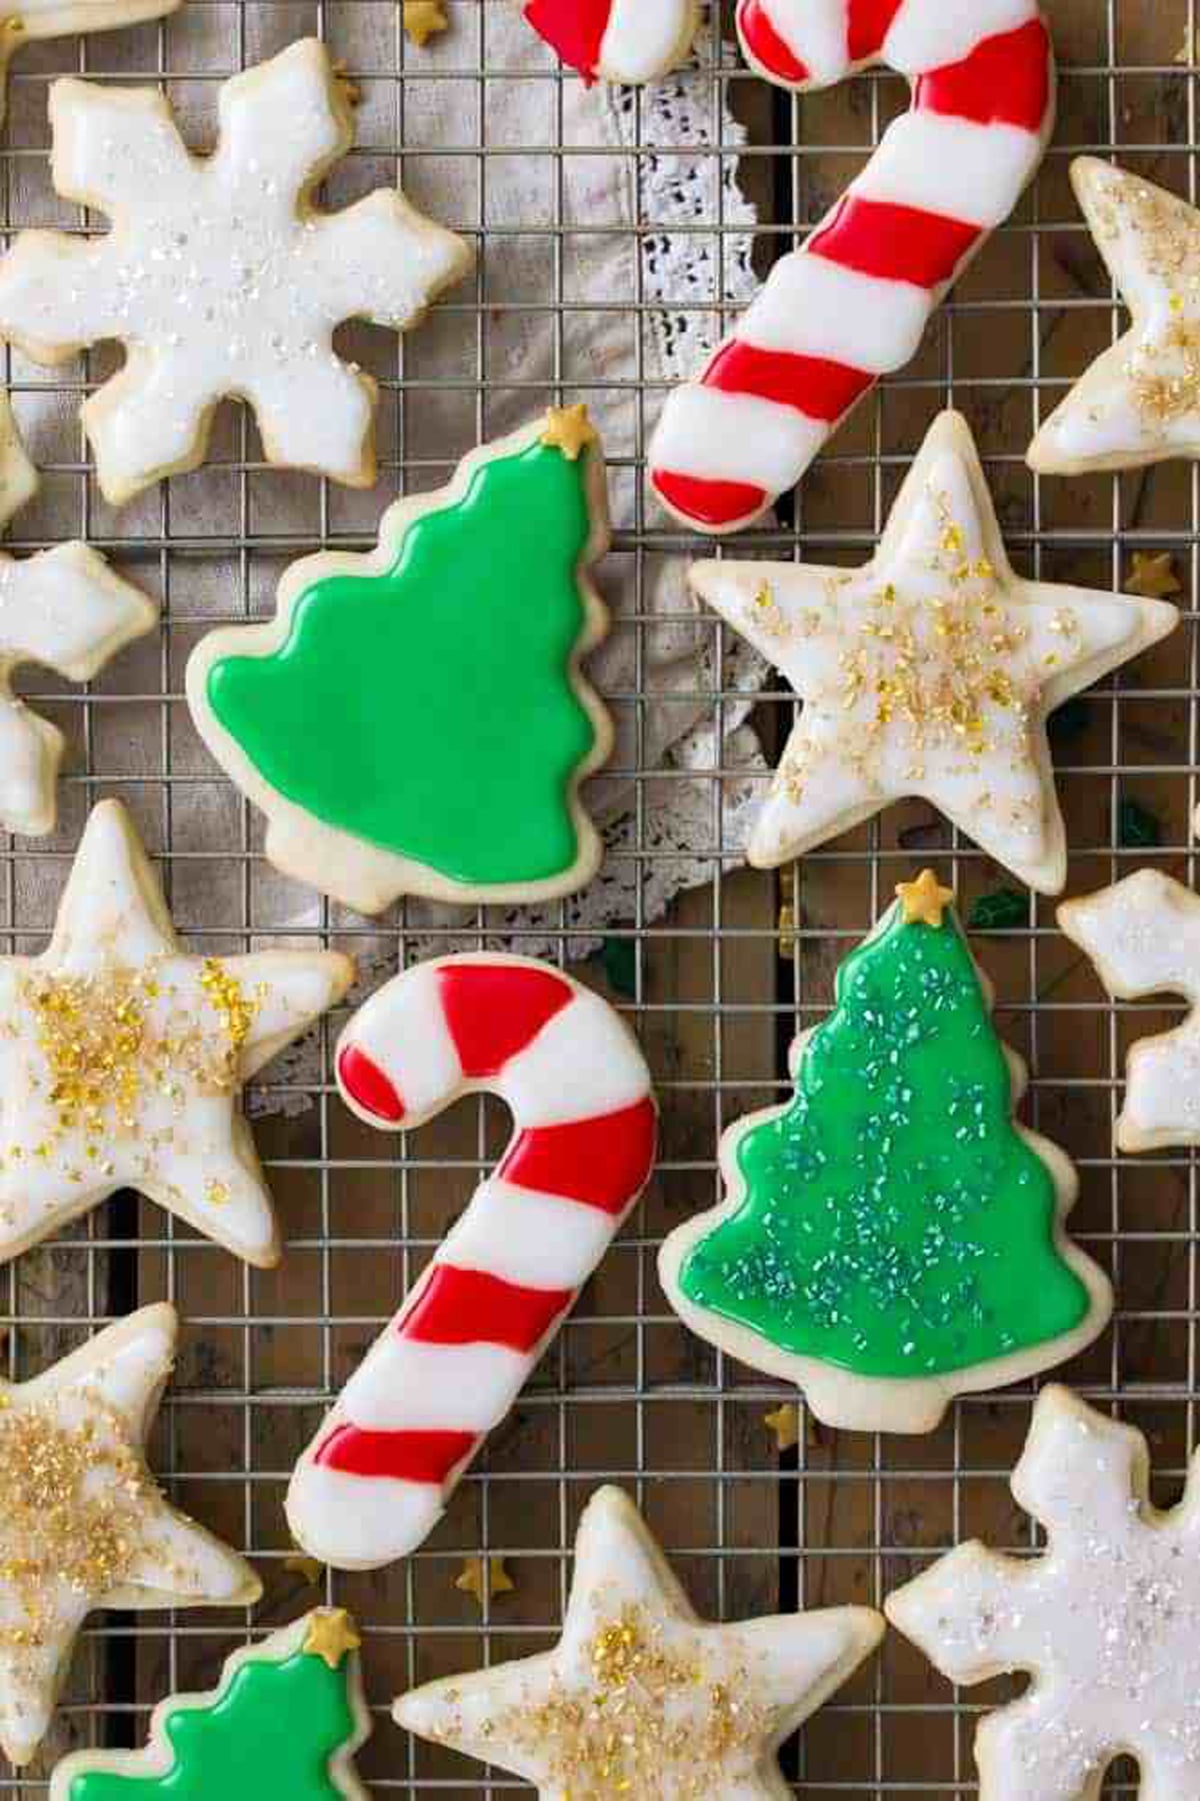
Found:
[1059,871,1200,1152]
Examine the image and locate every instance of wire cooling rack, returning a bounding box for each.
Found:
[1,0,1197,1793]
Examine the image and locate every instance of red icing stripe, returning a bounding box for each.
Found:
[846,0,905,63]
[707,339,873,425]
[401,1263,571,1352]
[652,469,768,530]
[499,1095,657,1215]
[737,0,810,84]
[437,962,573,1079]
[522,0,609,82]
[917,20,1052,135]
[809,195,981,289]
[314,1422,475,1485]
[338,1043,405,1123]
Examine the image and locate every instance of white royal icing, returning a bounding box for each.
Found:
[1028,159,1200,476]
[690,411,1178,894]
[597,0,697,84]
[853,113,1045,231]
[443,1179,620,1289]
[1058,869,1200,1152]
[396,1485,885,1797]
[738,251,932,372]
[882,0,1039,77]
[0,1304,258,1767]
[887,1385,1200,1801]
[648,384,829,490]
[0,39,471,505]
[0,799,352,1268]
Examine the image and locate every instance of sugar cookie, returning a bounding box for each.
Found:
[659,874,1112,1433]
[523,0,700,85]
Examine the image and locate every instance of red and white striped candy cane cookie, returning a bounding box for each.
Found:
[286,954,657,1570]
[522,0,699,86]
[649,0,1055,534]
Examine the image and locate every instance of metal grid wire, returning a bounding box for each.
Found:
[0,0,1197,1792]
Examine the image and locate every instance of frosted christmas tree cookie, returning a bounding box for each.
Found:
[50,1608,369,1799]
[0,39,471,505]
[0,1304,259,1768]
[689,411,1177,893]
[0,393,156,836]
[395,1484,883,1797]
[187,411,613,915]
[887,1385,1200,1801]
[1028,160,1200,477]
[0,799,353,1268]
[659,873,1112,1433]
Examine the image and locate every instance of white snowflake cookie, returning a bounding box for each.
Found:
[396,1484,883,1797]
[692,411,1178,894]
[0,1302,259,1768]
[1028,159,1200,477]
[0,394,156,835]
[0,798,353,1268]
[0,38,472,505]
[0,0,179,130]
[887,1384,1200,1801]
[1058,868,1200,1152]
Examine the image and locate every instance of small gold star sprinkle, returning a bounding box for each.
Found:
[777,904,800,959]
[403,1,447,46]
[304,1607,361,1669]
[895,870,955,928]
[455,1555,516,1609]
[763,1402,800,1451]
[285,1550,324,1585]
[540,403,598,462]
[1126,552,1183,599]
[1178,25,1199,64]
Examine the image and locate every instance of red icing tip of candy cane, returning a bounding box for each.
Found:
[650,0,1055,533]
[286,954,657,1570]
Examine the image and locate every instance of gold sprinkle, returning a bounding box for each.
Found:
[1126,551,1183,599]
[403,0,447,47]
[763,1402,800,1451]
[541,403,598,462]
[455,1555,516,1609]
[895,870,955,929]
[205,1179,230,1207]
[304,1608,361,1669]
[747,580,790,640]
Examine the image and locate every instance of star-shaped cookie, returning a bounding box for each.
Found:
[1027,159,1200,476]
[695,411,1177,893]
[395,1485,883,1797]
[0,798,353,1267]
[0,1302,259,1767]
[1059,868,1200,1151]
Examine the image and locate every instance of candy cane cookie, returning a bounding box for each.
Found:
[649,0,1056,533]
[287,955,657,1570]
[522,0,700,86]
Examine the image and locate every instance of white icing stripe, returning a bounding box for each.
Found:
[598,0,689,84]
[883,0,1037,74]
[286,1462,445,1569]
[852,114,1041,229]
[651,385,828,492]
[738,251,932,372]
[752,0,849,83]
[350,960,460,1117]
[441,1179,618,1290]
[500,990,652,1127]
[339,1336,526,1432]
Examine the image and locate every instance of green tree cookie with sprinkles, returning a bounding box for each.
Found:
[49,1609,370,1801]
[659,873,1113,1433]
[186,406,612,915]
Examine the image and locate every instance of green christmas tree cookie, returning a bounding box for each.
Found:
[49,1609,370,1801]
[186,407,612,914]
[659,872,1113,1433]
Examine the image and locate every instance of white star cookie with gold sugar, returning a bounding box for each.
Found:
[0,1303,259,1768]
[694,410,1177,894]
[887,1385,1200,1801]
[0,38,471,506]
[0,0,179,131]
[0,798,353,1267]
[1028,159,1200,477]
[395,1484,883,1798]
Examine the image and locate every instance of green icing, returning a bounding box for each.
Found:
[678,904,1090,1379]
[206,442,597,886]
[68,1649,356,1800]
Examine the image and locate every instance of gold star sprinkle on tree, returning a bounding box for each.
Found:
[541,403,598,461]
[396,1487,883,1798]
[304,1608,362,1670]
[896,871,956,929]
[763,1402,800,1451]
[455,1555,516,1609]
[1178,25,1199,65]
[403,1,447,46]
[1126,552,1183,599]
